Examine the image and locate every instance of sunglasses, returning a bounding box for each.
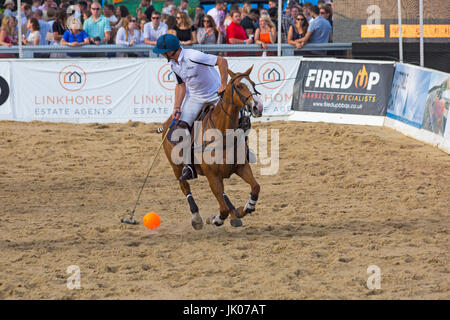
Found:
[203,20,210,23]
[130,19,137,22]
[91,8,100,11]
[320,11,327,14]
[297,18,305,21]
[152,16,160,19]
[176,16,181,19]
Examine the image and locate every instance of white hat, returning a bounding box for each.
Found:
[4,0,15,6]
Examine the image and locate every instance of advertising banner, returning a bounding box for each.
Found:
[386,64,432,128]
[12,60,171,123]
[228,57,300,116]
[10,57,296,123]
[0,62,12,118]
[292,60,394,116]
[387,63,449,136]
[422,73,449,136]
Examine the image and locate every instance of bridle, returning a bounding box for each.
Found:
[218,73,261,119]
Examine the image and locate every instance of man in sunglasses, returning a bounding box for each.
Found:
[83,1,111,45]
[153,34,229,181]
[144,11,167,45]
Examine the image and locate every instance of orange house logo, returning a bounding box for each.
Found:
[157,64,176,91]
[257,62,286,90]
[59,65,86,92]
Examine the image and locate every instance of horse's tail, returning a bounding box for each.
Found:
[156,127,164,134]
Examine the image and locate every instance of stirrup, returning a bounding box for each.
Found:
[179,165,197,181]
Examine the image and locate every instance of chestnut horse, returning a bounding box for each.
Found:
[160,66,263,230]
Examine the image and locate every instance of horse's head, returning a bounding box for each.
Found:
[225,66,263,118]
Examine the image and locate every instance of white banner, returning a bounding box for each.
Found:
[10,57,298,123]
[228,57,300,116]
[12,59,169,123]
[0,62,12,118]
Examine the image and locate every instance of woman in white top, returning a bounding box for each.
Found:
[22,18,40,46]
[115,15,141,46]
[116,15,141,57]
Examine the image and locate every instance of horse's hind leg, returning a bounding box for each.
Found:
[235,164,260,219]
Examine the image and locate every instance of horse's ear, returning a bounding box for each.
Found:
[227,68,236,78]
[244,65,254,75]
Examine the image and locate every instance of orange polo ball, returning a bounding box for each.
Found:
[143,212,161,230]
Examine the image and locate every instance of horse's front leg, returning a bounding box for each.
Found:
[205,174,241,227]
[235,164,260,219]
[171,162,203,230]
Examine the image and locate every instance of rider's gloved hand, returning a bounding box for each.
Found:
[173,109,181,120]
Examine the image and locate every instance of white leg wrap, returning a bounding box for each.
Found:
[244,198,257,213]
[213,214,224,226]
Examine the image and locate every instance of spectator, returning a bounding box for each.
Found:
[60,17,89,57]
[162,0,175,16]
[267,0,292,43]
[83,1,111,44]
[297,5,332,55]
[104,4,118,27]
[197,14,221,44]
[143,11,167,45]
[34,9,51,45]
[207,0,226,31]
[259,8,268,17]
[19,4,33,35]
[165,15,177,35]
[320,4,333,27]
[255,14,276,53]
[241,8,259,38]
[77,1,88,24]
[137,0,154,21]
[224,4,241,31]
[317,0,326,8]
[115,5,129,31]
[169,4,178,17]
[115,15,141,47]
[226,10,252,44]
[138,16,148,43]
[302,2,314,22]
[0,16,17,58]
[288,13,308,49]
[52,8,66,44]
[290,5,302,23]
[242,2,252,18]
[32,0,41,13]
[60,17,89,47]
[46,7,56,24]
[3,0,15,17]
[40,0,57,20]
[103,4,118,43]
[193,5,205,28]
[179,0,189,15]
[22,18,40,46]
[173,11,196,45]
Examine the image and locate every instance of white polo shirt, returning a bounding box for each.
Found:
[143,22,168,42]
[170,48,220,100]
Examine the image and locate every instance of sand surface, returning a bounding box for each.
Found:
[0,120,449,300]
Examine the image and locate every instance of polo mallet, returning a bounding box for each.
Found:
[121,116,178,225]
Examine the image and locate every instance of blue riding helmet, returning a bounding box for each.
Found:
[153,34,181,54]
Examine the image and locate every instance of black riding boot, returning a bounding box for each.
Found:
[179,164,198,181]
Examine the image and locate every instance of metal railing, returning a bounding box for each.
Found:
[0,43,352,58]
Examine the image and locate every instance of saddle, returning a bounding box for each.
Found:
[167,103,215,146]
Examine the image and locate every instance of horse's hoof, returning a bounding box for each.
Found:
[206,214,224,227]
[191,212,203,230]
[230,219,243,227]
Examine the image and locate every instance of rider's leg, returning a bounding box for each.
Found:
[178,98,203,181]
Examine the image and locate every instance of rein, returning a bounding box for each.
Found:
[196,73,258,152]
